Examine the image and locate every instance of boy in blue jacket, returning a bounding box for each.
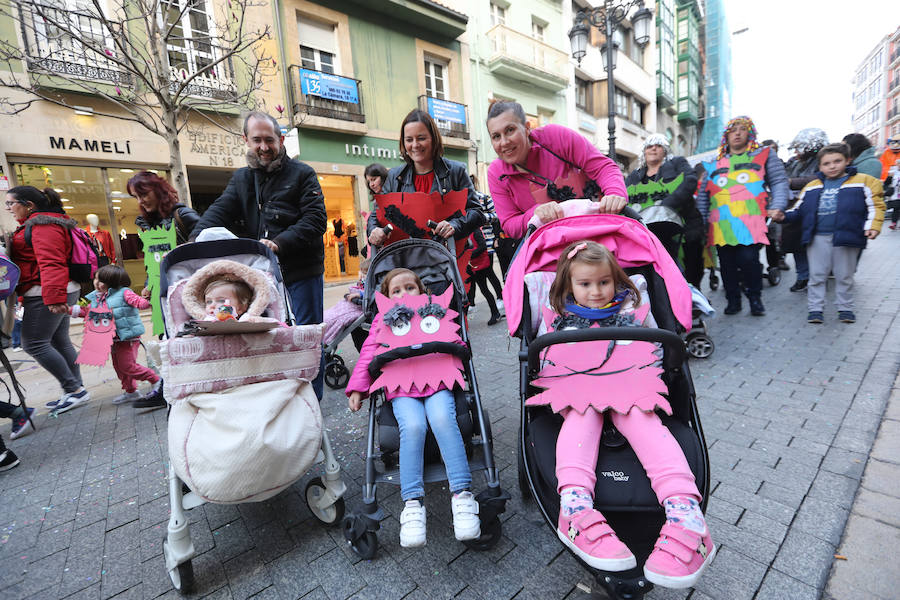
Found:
[770,143,884,324]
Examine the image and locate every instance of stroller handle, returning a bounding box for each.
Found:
[368,341,472,378]
[525,327,686,372]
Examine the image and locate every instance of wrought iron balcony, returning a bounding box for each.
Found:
[888,106,899,122]
[167,39,237,101]
[290,65,365,124]
[889,78,900,93]
[18,1,132,85]
[418,95,469,140]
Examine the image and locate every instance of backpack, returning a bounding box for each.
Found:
[0,256,21,301]
[25,222,101,284]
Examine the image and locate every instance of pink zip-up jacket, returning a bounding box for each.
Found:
[487,124,627,238]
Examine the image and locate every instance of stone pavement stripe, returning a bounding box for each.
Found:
[3,235,900,599]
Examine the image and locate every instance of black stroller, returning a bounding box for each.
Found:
[504,215,711,600]
[341,237,509,559]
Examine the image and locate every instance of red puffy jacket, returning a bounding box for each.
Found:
[9,212,75,305]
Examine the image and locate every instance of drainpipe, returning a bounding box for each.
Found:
[469,0,486,181]
[272,0,295,128]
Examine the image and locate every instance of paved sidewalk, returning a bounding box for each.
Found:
[823,371,900,600]
[1,230,899,600]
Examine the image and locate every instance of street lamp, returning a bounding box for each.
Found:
[568,1,653,161]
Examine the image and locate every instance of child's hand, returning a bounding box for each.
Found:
[767,209,784,222]
[348,391,364,412]
[865,229,880,240]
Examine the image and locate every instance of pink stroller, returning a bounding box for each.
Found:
[503,214,711,599]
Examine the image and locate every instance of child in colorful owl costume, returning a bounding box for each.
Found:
[345,268,480,548]
[695,116,789,315]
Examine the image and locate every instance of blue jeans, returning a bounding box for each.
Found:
[392,389,471,500]
[793,248,809,280]
[717,243,763,303]
[11,319,21,347]
[286,274,324,400]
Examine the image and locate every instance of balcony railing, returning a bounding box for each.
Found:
[486,24,568,89]
[888,107,899,121]
[167,39,237,101]
[18,1,132,85]
[890,78,900,93]
[418,95,468,140]
[290,65,365,123]
[892,48,900,64]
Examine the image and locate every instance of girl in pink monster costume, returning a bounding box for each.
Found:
[531,240,715,589]
[346,268,480,549]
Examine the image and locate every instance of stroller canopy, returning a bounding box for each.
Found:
[502,214,693,334]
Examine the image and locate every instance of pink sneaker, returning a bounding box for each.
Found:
[643,521,716,589]
[557,508,636,571]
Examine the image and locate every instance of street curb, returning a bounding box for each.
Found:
[823,368,900,599]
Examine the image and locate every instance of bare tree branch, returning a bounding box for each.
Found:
[0,0,272,203]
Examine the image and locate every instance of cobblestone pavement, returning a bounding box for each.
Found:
[2,231,899,600]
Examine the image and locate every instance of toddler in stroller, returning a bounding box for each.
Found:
[156,239,346,593]
[346,267,480,547]
[505,214,712,598]
[341,237,508,559]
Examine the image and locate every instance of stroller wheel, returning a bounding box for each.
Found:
[767,267,782,286]
[305,477,345,525]
[324,361,350,389]
[163,542,195,593]
[462,516,503,551]
[342,516,379,560]
[686,334,715,359]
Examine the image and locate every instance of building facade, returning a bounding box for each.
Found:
[851,34,890,150]
[0,0,283,287]
[695,0,731,153]
[655,0,703,157]
[566,0,656,170]
[438,0,570,184]
[278,0,472,280]
[883,27,900,145]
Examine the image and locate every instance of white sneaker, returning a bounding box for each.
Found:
[451,491,481,541]
[50,388,90,415]
[399,499,427,547]
[112,390,141,405]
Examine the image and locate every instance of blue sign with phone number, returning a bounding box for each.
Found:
[299,69,359,104]
[426,96,466,125]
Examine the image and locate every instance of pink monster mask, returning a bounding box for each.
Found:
[527,303,670,415]
[370,287,466,396]
[76,300,117,367]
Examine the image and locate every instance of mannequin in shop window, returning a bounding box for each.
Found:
[333,218,346,274]
[83,213,115,266]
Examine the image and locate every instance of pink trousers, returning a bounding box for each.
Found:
[111,340,160,393]
[556,407,700,504]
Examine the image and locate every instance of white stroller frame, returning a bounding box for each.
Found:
[156,239,346,594]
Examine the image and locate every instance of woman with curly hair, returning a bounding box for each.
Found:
[127,171,199,246]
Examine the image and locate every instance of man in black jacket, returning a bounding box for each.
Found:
[191,111,327,397]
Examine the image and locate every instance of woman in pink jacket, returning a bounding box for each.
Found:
[486,100,628,238]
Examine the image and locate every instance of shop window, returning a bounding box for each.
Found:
[318,174,361,282]
[424,57,447,100]
[298,16,337,74]
[10,164,168,290]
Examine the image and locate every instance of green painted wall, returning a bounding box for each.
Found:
[307,1,463,135]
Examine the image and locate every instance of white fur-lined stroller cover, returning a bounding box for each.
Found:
[162,259,325,504]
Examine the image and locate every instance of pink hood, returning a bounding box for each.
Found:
[502,214,693,334]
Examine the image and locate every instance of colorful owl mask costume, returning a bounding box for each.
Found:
[701,146,772,247]
[76,299,117,366]
[371,288,466,397]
